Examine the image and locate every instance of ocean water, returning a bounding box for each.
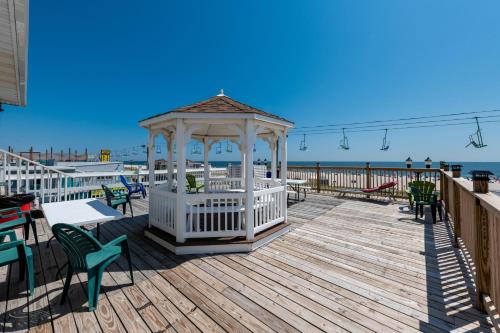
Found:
[125,160,500,177]
[209,161,500,177]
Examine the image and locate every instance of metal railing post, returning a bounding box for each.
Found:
[316,162,321,193]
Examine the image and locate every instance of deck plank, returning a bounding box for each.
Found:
[0,194,496,332]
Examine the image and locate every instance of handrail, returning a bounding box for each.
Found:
[289,164,440,172]
[0,148,72,177]
[441,170,500,314]
[287,163,440,198]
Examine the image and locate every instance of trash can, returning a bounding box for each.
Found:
[0,194,35,223]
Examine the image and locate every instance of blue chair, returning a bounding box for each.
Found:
[119,175,146,198]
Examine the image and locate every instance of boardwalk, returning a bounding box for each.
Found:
[0,194,495,332]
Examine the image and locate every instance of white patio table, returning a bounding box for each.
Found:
[42,198,124,246]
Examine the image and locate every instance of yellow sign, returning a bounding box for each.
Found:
[100,149,110,162]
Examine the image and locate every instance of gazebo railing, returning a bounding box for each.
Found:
[149,187,177,235]
[253,186,286,233]
[185,192,246,238]
[148,184,287,241]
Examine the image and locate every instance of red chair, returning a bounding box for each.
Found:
[362,181,397,199]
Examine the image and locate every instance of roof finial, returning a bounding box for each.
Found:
[217,89,225,97]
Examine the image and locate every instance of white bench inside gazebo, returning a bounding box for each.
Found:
[139,91,293,254]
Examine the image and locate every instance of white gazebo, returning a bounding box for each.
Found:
[139,92,294,254]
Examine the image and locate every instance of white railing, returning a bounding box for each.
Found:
[0,149,87,204]
[148,184,287,241]
[208,178,242,191]
[0,148,228,204]
[253,186,285,234]
[184,192,247,238]
[149,187,177,235]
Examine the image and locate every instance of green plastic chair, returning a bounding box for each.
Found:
[0,230,35,295]
[101,185,133,217]
[186,174,204,193]
[0,207,39,246]
[52,223,134,311]
[409,182,439,223]
[407,181,435,208]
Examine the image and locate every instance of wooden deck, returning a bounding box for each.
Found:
[0,194,495,332]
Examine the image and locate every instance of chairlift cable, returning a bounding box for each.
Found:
[290,114,500,134]
[292,108,500,130]
[288,118,500,136]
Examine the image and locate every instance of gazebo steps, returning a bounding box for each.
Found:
[144,222,291,254]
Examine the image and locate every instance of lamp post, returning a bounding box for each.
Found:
[451,164,462,178]
[405,157,413,169]
[424,157,432,169]
[470,170,493,193]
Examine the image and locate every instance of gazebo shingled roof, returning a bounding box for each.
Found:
[140,94,293,124]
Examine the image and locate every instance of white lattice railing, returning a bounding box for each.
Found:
[149,187,177,235]
[184,192,247,238]
[253,186,286,234]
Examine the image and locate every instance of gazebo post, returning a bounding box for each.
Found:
[280,130,287,221]
[175,119,186,243]
[148,131,155,190]
[241,148,246,189]
[245,120,256,241]
[167,134,174,191]
[203,137,210,191]
[271,134,277,178]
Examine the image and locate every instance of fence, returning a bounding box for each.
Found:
[0,148,228,204]
[184,191,247,238]
[441,171,500,313]
[149,187,177,235]
[253,186,286,233]
[287,163,441,198]
[207,178,242,192]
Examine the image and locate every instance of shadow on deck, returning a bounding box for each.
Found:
[0,194,495,332]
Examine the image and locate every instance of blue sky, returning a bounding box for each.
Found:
[1,0,500,162]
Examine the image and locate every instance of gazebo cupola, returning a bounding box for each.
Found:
[139,91,294,254]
